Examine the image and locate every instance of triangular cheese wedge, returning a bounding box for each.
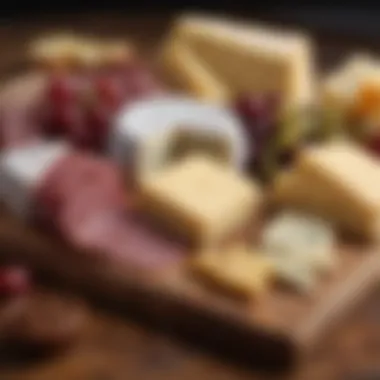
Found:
[168,13,315,107]
[272,142,380,240]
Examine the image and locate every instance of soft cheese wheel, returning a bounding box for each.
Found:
[0,141,69,219]
[170,14,315,108]
[109,96,248,179]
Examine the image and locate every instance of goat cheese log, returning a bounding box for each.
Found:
[110,95,249,180]
[0,141,185,267]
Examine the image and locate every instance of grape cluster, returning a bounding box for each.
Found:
[41,61,163,150]
[233,94,317,180]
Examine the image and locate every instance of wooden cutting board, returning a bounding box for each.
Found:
[1,72,380,370]
[1,13,380,378]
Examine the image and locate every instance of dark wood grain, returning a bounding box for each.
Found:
[1,12,380,380]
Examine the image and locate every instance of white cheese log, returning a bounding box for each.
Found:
[0,141,69,219]
[109,95,248,180]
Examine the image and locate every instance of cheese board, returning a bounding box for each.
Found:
[1,14,380,371]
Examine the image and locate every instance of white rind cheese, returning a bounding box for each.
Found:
[109,95,249,180]
[0,141,69,219]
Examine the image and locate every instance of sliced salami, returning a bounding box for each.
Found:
[34,152,124,226]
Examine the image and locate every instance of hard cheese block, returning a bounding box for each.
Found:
[191,245,273,300]
[0,141,69,219]
[160,37,229,103]
[272,141,380,240]
[110,96,248,180]
[163,14,315,107]
[138,155,261,247]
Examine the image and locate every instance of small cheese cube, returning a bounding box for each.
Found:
[139,155,261,247]
[272,142,380,240]
[164,14,315,108]
[110,96,249,180]
[191,245,273,300]
[0,141,69,219]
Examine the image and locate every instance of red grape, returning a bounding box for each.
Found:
[234,93,278,125]
[46,75,77,107]
[85,103,112,150]
[95,76,125,109]
[0,266,31,297]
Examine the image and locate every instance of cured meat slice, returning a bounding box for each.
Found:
[34,153,124,226]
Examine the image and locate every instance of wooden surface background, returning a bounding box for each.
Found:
[1,12,380,380]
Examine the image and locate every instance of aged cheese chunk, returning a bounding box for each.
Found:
[160,37,228,103]
[272,142,380,240]
[138,155,261,247]
[110,96,249,180]
[163,14,315,107]
[191,245,273,300]
[0,141,69,219]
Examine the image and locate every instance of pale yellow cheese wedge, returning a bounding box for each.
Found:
[170,14,315,108]
[160,37,229,103]
[272,142,380,240]
[139,155,261,248]
[191,245,273,300]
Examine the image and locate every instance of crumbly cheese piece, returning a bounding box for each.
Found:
[261,211,336,292]
[110,95,249,180]
[262,211,336,273]
[272,142,380,240]
[138,155,261,247]
[160,37,229,103]
[165,13,315,108]
[191,245,273,300]
[0,141,69,219]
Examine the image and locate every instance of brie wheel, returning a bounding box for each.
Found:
[109,95,249,180]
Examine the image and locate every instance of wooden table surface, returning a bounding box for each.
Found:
[1,12,380,380]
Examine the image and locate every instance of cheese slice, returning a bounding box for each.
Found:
[0,141,69,219]
[167,14,315,108]
[272,142,380,240]
[160,37,229,103]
